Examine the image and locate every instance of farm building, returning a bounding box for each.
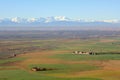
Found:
[73,51,95,55]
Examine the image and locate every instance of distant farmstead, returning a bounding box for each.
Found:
[31,67,55,71]
[72,51,96,55]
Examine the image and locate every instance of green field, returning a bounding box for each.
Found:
[0,69,101,80]
[0,37,120,80]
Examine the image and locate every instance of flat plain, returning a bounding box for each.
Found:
[0,30,120,80]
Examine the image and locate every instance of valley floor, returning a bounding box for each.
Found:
[0,50,120,80]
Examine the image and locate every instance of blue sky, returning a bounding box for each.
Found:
[0,0,120,20]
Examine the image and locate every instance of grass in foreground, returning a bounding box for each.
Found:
[0,69,102,80]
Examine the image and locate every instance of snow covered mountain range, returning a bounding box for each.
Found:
[0,16,120,27]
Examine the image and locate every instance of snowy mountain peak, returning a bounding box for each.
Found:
[0,17,120,27]
[27,18,37,23]
[54,16,70,21]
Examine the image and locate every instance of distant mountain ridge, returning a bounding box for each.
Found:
[0,16,120,27]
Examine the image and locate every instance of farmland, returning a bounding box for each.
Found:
[0,30,120,80]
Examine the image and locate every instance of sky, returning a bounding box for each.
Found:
[0,0,120,20]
